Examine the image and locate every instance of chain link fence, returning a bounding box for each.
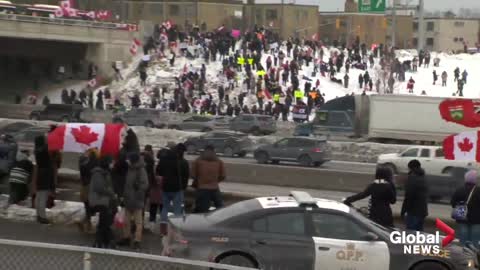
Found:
[0,239,258,270]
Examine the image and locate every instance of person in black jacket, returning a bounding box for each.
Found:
[344,166,396,227]
[451,170,480,247]
[78,149,99,232]
[156,143,189,235]
[34,135,55,224]
[401,160,428,231]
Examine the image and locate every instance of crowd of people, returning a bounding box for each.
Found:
[344,159,480,249]
[0,126,227,250]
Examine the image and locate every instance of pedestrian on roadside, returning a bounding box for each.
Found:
[441,71,448,87]
[191,145,226,213]
[358,74,364,89]
[344,165,396,227]
[401,160,428,231]
[78,148,99,233]
[156,144,189,235]
[462,69,468,84]
[89,155,116,249]
[33,135,55,224]
[451,170,480,247]
[8,150,33,205]
[432,70,438,85]
[118,153,148,250]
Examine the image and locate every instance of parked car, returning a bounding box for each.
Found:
[0,122,34,136]
[377,146,478,176]
[230,114,277,135]
[171,115,231,132]
[163,191,475,270]
[254,137,330,167]
[11,126,50,150]
[184,131,252,157]
[113,108,165,128]
[29,104,83,122]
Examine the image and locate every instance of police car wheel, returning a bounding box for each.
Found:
[299,155,313,167]
[413,262,448,270]
[255,152,269,164]
[218,255,256,268]
[224,147,234,157]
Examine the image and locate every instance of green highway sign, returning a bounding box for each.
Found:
[359,0,386,13]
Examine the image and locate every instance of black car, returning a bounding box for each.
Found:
[164,191,477,270]
[30,104,83,122]
[0,122,34,136]
[184,131,252,157]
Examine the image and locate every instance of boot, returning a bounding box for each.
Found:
[160,223,168,236]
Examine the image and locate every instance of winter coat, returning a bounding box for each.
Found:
[191,151,225,190]
[156,149,189,193]
[123,160,149,210]
[451,184,480,224]
[35,146,55,191]
[89,167,115,208]
[345,179,396,227]
[8,152,33,185]
[0,140,18,175]
[79,155,96,187]
[401,168,428,217]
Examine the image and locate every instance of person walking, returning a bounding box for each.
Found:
[451,170,480,247]
[8,150,33,205]
[441,71,448,87]
[89,156,116,248]
[462,69,468,84]
[343,73,349,89]
[156,144,189,235]
[358,74,364,89]
[458,79,465,97]
[34,136,55,224]
[79,148,99,233]
[344,166,396,227]
[454,67,460,82]
[191,145,226,213]
[432,70,438,85]
[407,77,415,93]
[401,160,428,231]
[118,153,148,250]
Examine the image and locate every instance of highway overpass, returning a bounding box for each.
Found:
[0,13,138,77]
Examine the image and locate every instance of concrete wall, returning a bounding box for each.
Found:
[0,18,135,76]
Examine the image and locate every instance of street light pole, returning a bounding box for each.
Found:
[417,0,425,51]
[392,0,397,47]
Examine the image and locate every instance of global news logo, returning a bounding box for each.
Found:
[389,219,455,256]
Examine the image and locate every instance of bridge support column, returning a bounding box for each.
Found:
[85,43,130,79]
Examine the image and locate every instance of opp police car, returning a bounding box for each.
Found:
[163,191,478,270]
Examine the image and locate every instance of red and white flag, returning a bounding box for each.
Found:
[48,123,125,156]
[85,11,95,19]
[130,38,142,55]
[88,78,97,88]
[67,8,77,17]
[443,131,480,161]
[217,25,225,32]
[55,8,64,17]
[60,0,70,9]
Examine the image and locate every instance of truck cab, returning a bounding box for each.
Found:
[377,146,478,176]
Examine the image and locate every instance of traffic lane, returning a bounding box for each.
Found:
[185,154,377,174]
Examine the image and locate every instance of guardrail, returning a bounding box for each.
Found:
[0,239,258,270]
[0,13,136,31]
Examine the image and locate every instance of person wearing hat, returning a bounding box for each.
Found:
[451,170,480,247]
[401,159,428,231]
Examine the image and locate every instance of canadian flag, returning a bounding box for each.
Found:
[48,124,125,156]
[85,11,95,19]
[60,0,70,9]
[130,38,142,55]
[55,8,64,17]
[67,8,77,17]
[217,25,225,32]
[88,78,97,88]
[443,131,480,161]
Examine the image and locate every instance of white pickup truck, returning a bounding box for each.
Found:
[377,146,478,176]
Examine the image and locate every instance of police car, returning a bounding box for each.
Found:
[163,191,478,270]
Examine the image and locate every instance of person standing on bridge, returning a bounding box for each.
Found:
[450,170,480,248]
[401,160,428,231]
[191,145,226,213]
[343,166,396,227]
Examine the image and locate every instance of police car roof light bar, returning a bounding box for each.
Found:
[290,191,318,207]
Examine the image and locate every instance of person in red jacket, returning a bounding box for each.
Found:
[407,77,415,93]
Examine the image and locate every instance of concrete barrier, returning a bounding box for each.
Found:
[60,153,372,193]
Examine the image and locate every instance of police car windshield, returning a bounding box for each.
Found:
[206,199,260,223]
